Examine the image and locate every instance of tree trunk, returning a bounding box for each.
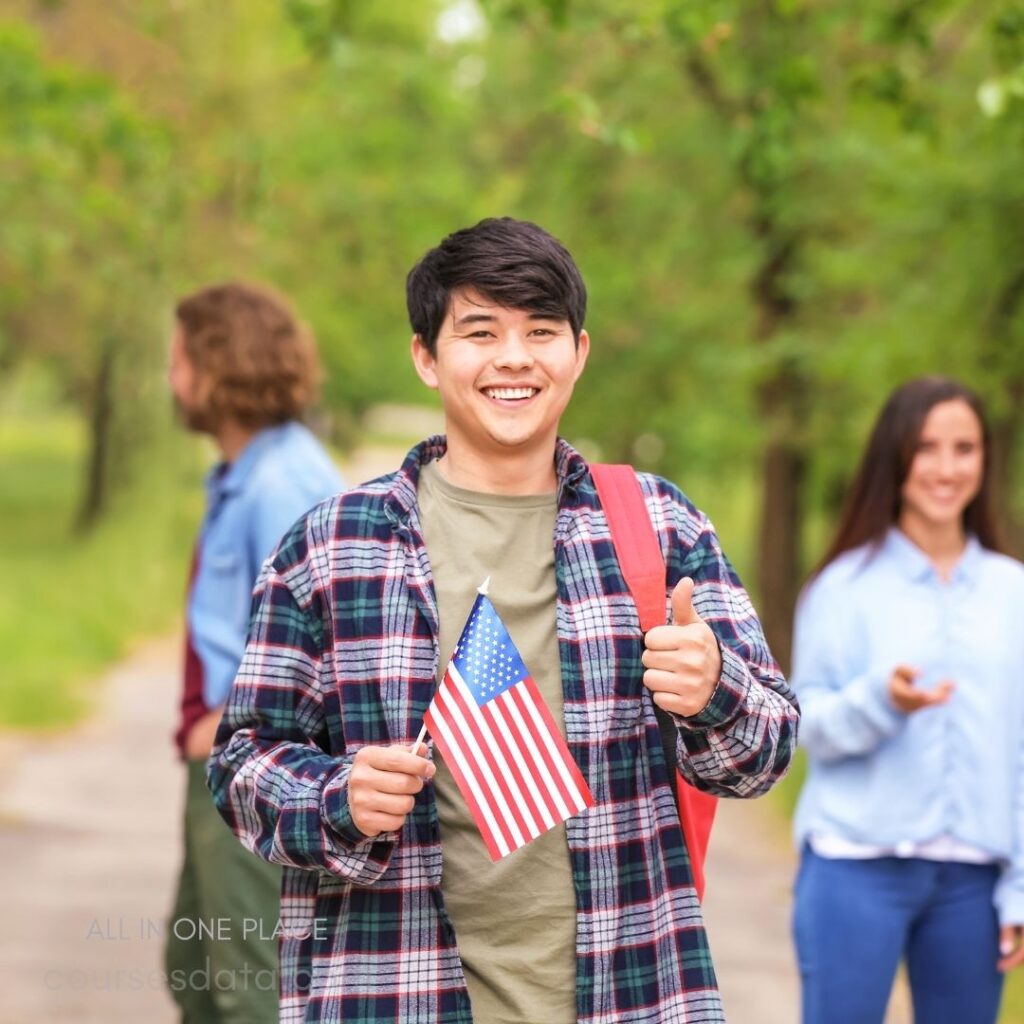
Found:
[755,429,805,674]
[75,340,116,532]
[751,216,805,674]
[989,378,1024,558]
[985,268,1024,558]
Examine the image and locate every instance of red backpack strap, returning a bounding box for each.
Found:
[590,462,717,901]
[589,464,667,631]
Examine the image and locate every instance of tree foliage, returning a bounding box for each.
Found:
[2,0,1023,660]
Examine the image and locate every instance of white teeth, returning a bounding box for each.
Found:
[485,387,536,400]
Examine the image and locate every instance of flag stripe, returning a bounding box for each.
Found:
[508,681,589,815]
[425,689,508,860]
[499,686,574,821]
[516,675,595,809]
[444,668,535,846]
[475,700,548,840]
[428,723,504,860]
[487,694,564,827]
[427,677,519,856]
[482,698,556,834]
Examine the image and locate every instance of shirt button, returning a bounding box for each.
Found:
[895,841,915,858]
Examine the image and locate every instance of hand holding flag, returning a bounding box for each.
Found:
[348,742,434,838]
[420,580,594,861]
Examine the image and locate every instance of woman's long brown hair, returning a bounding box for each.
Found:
[815,376,1003,576]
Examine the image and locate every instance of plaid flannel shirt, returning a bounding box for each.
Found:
[209,437,799,1024]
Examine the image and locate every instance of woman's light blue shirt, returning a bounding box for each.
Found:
[792,527,1024,924]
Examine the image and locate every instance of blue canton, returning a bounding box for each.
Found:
[452,594,528,706]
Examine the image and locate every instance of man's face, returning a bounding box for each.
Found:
[167,326,212,433]
[411,288,589,466]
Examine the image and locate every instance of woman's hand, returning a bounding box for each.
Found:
[886,664,954,714]
[999,925,1024,972]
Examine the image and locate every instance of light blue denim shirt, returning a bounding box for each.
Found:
[792,527,1024,924]
[189,421,344,710]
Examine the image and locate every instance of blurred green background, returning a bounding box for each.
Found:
[1,0,1023,1013]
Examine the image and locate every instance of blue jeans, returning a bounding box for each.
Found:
[793,847,1004,1024]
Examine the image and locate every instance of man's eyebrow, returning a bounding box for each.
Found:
[453,312,498,327]
[452,310,566,327]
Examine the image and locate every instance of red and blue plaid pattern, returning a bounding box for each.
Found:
[209,437,799,1024]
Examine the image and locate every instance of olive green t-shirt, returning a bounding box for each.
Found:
[418,461,577,1024]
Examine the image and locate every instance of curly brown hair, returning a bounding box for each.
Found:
[174,282,322,430]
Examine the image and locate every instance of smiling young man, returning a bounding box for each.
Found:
[208,218,799,1024]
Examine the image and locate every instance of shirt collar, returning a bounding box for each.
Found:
[956,533,984,583]
[384,435,590,526]
[882,527,983,585]
[204,423,289,500]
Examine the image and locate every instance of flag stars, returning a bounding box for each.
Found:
[452,597,531,698]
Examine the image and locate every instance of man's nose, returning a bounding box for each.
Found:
[493,332,534,369]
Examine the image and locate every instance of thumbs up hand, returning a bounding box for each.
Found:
[641,577,723,717]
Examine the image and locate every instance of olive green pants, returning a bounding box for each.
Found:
[164,759,281,1024]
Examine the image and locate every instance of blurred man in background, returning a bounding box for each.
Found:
[165,282,344,1023]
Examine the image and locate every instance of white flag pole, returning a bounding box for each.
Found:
[410,723,428,754]
[411,576,491,754]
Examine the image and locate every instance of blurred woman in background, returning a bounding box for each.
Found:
[790,376,1024,1023]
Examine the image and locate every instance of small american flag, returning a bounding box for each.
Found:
[424,585,594,860]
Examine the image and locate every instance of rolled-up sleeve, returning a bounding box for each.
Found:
[207,521,396,883]
[654,492,800,799]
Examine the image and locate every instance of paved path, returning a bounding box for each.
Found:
[0,638,182,1024]
[702,799,802,1022]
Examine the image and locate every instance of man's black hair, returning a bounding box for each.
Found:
[406,217,587,354]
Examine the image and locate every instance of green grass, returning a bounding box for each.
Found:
[1006,975,1024,1023]
[0,412,202,729]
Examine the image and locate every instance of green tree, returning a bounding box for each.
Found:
[0,21,178,527]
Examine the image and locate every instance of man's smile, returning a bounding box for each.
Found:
[480,385,541,404]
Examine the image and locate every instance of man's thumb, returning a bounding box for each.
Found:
[671,577,701,626]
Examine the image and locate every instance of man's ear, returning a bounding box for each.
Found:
[410,334,439,390]
[573,328,590,382]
